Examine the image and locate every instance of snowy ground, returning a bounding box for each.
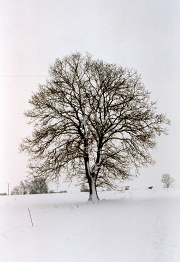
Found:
[0,189,180,262]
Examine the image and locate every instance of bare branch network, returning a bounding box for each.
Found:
[20,52,170,200]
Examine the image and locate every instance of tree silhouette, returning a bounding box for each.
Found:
[162,174,174,188]
[29,177,48,194]
[21,52,170,200]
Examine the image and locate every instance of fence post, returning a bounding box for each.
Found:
[28,208,33,227]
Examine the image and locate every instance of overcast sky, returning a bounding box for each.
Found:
[0,0,180,192]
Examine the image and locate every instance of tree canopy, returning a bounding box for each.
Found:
[21,52,170,200]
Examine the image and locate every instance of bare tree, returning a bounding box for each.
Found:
[11,180,29,195]
[20,52,170,201]
[11,186,21,195]
[162,174,174,188]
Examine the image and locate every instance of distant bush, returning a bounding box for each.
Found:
[49,190,55,194]
[0,193,7,196]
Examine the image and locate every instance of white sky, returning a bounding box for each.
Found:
[0,0,180,192]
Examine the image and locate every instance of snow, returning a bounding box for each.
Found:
[1,189,180,262]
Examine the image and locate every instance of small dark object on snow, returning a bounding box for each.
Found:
[147,186,153,189]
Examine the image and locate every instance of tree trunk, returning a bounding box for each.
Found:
[88,176,99,201]
[84,154,100,201]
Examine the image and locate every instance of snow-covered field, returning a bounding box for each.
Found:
[0,189,180,262]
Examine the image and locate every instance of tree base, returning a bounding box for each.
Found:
[88,194,99,202]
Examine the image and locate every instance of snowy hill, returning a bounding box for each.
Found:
[0,189,180,262]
